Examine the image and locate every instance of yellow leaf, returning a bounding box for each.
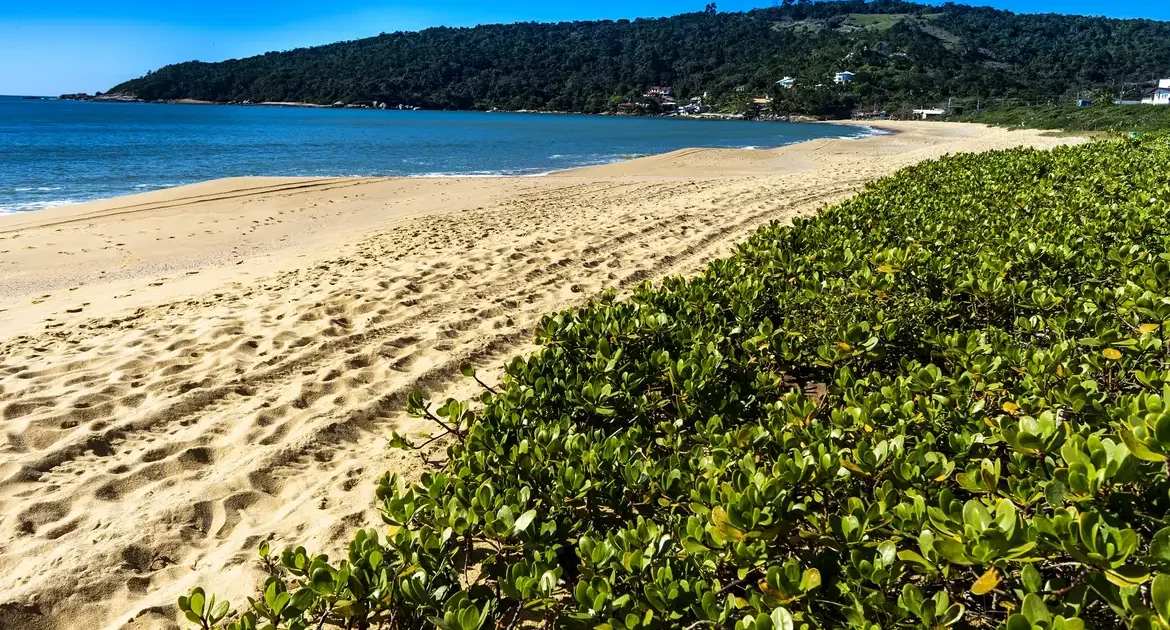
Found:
[1104,567,1150,588]
[840,459,868,475]
[1056,364,1064,377]
[1002,401,1019,415]
[1140,323,1160,334]
[712,506,745,541]
[1103,348,1122,360]
[758,579,783,598]
[876,264,897,274]
[971,567,1000,595]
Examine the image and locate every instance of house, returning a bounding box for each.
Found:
[833,71,855,84]
[776,76,796,89]
[1076,99,1092,107]
[912,108,946,119]
[752,97,771,106]
[646,86,673,97]
[1141,79,1170,105]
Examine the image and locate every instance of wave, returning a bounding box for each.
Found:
[0,198,81,213]
[830,123,893,139]
[409,169,552,178]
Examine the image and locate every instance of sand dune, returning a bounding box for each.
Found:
[0,122,1081,630]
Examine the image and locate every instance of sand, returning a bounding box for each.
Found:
[0,122,1082,630]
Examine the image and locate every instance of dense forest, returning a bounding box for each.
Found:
[107,0,1170,115]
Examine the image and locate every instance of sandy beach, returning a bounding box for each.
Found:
[0,122,1082,630]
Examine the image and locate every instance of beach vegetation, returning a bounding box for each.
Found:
[182,133,1170,629]
[959,103,1170,133]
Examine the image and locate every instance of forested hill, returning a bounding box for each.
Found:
[108,0,1170,114]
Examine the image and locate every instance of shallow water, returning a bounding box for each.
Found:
[0,96,874,212]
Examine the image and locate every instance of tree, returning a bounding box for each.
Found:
[107,0,1170,117]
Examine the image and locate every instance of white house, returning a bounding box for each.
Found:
[912,108,946,119]
[833,71,855,84]
[775,76,796,89]
[1142,79,1170,105]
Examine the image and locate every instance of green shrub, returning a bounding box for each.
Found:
[960,104,1170,133]
[182,136,1170,629]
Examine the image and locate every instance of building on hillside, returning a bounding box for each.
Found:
[1141,79,1170,105]
[645,86,673,97]
[912,108,946,120]
[1076,99,1093,107]
[833,71,855,84]
[776,76,796,89]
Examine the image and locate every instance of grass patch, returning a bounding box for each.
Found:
[846,13,910,30]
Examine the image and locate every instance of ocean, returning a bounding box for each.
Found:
[0,96,875,213]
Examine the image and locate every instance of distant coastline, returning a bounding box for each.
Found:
[55,92,835,122]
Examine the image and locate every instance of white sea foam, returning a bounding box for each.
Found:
[0,198,80,212]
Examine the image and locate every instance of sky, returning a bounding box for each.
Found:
[2,0,1168,96]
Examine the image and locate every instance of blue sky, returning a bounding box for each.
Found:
[1,0,1167,96]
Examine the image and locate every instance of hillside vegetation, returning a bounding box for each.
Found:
[961,104,1170,133]
[180,135,1170,629]
[109,0,1170,114]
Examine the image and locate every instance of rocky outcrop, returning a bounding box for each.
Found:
[57,92,142,102]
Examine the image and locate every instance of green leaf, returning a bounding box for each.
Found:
[799,568,821,592]
[770,607,795,630]
[1021,594,1050,625]
[1120,427,1165,462]
[189,589,206,617]
[1152,574,1170,622]
[1006,614,1033,630]
[512,509,537,535]
[897,549,935,571]
[1021,564,1042,593]
[1151,528,1170,566]
[310,568,334,594]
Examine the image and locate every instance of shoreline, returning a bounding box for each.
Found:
[0,123,1084,630]
[1,121,887,216]
[55,93,849,121]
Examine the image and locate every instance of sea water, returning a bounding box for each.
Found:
[0,96,876,213]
